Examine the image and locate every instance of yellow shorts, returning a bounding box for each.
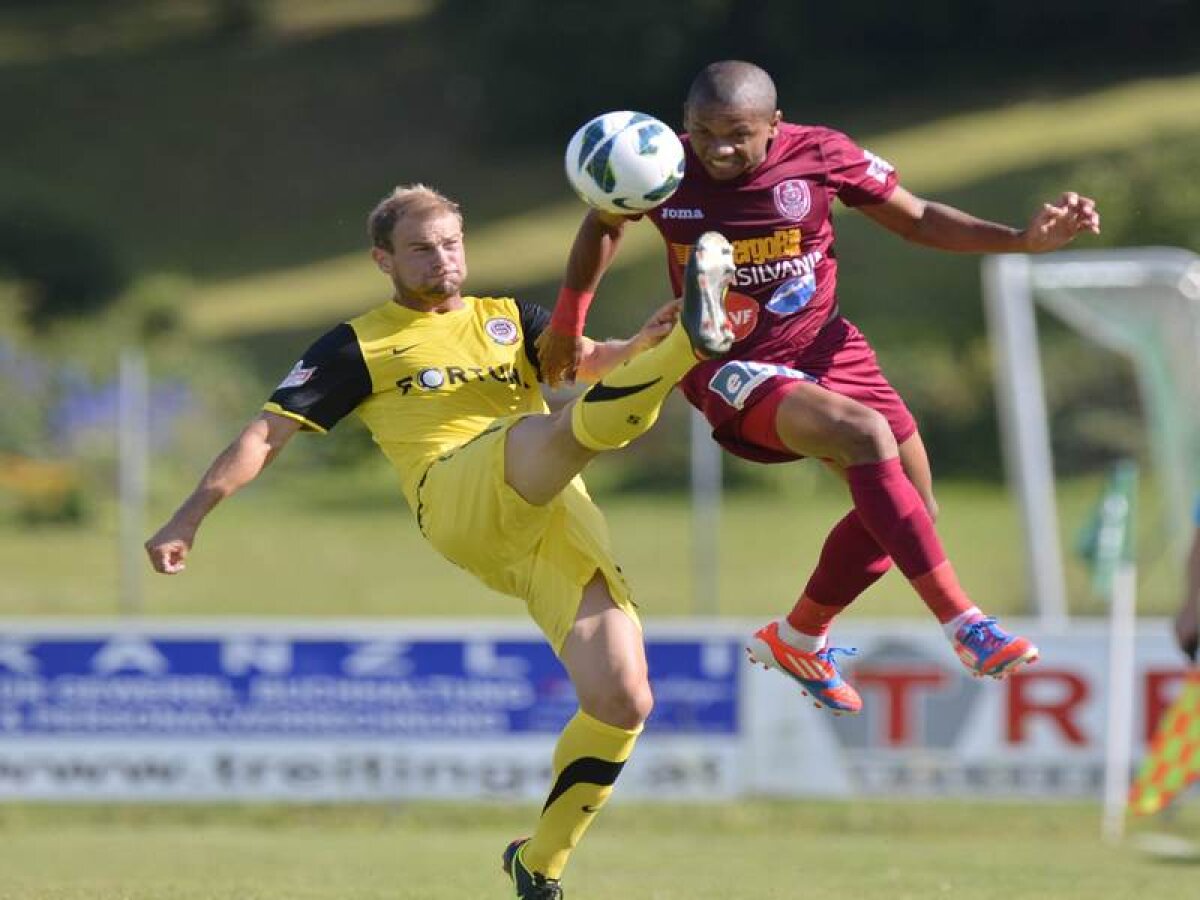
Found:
[415,417,639,654]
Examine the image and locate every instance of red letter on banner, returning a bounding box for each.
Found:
[856,667,950,746]
[1006,670,1089,745]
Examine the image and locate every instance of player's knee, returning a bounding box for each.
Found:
[591,678,653,731]
[831,407,895,464]
[923,493,940,521]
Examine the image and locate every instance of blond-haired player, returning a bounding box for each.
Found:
[146,184,735,900]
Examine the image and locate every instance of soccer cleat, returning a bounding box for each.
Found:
[501,838,564,900]
[746,621,862,715]
[953,616,1039,679]
[681,231,736,358]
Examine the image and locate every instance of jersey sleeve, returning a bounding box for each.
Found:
[821,128,899,207]
[263,323,371,433]
[517,299,551,378]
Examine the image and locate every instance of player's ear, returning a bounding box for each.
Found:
[769,109,782,136]
[371,247,392,275]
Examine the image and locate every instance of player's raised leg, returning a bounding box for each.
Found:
[503,574,649,898]
[568,229,734,452]
[505,232,735,506]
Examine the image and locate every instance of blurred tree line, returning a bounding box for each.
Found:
[2,0,1199,501]
[432,0,1200,144]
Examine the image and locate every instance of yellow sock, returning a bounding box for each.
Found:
[522,710,641,879]
[570,324,697,451]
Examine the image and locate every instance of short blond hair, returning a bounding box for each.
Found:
[367,184,462,251]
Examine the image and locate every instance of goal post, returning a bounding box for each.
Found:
[983,247,1200,622]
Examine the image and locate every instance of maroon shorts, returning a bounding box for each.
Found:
[679,316,917,463]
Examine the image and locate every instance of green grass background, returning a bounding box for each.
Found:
[0,454,1180,620]
[0,801,1194,899]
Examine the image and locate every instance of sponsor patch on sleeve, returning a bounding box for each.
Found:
[863,150,895,184]
[276,360,316,390]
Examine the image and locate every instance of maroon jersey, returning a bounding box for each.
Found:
[647,123,898,359]
[645,123,905,462]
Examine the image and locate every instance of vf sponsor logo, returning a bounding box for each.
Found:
[725,292,759,341]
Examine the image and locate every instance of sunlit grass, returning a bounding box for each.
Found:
[0,465,1179,621]
[184,72,1200,338]
[0,800,1194,900]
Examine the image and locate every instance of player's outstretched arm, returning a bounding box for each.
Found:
[538,209,635,386]
[858,186,1100,254]
[573,300,680,384]
[144,412,301,574]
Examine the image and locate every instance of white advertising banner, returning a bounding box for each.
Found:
[746,620,1187,798]
[0,618,1187,801]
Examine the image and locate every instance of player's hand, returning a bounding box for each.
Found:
[145,521,195,575]
[1022,192,1101,252]
[633,300,681,351]
[536,328,586,386]
[1175,600,1200,663]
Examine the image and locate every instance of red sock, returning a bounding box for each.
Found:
[786,510,892,638]
[912,562,975,624]
[846,458,973,622]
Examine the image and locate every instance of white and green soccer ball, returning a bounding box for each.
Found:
[565,111,686,214]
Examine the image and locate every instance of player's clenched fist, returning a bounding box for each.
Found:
[536,329,586,386]
[145,524,194,574]
[1023,192,1101,253]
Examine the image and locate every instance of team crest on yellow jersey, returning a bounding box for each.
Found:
[485,317,519,345]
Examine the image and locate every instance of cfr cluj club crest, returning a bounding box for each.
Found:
[773,179,812,221]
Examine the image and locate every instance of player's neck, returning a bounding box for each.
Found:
[392,292,465,315]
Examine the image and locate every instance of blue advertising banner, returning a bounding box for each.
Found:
[0,633,737,738]
[0,623,742,800]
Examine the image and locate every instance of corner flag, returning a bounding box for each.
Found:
[1129,670,1200,816]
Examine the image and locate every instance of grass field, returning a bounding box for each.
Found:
[0,454,1181,620]
[0,800,1195,899]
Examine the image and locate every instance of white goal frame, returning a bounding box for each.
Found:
[982,247,1200,626]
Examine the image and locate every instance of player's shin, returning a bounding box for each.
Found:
[568,325,696,451]
[522,710,640,879]
[785,510,894,650]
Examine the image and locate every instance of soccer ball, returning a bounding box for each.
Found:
[564,111,686,214]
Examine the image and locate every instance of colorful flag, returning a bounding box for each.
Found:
[1129,670,1200,815]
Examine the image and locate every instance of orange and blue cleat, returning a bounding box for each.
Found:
[953,616,1039,679]
[746,621,862,715]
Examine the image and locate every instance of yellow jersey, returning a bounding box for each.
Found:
[263,295,550,508]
